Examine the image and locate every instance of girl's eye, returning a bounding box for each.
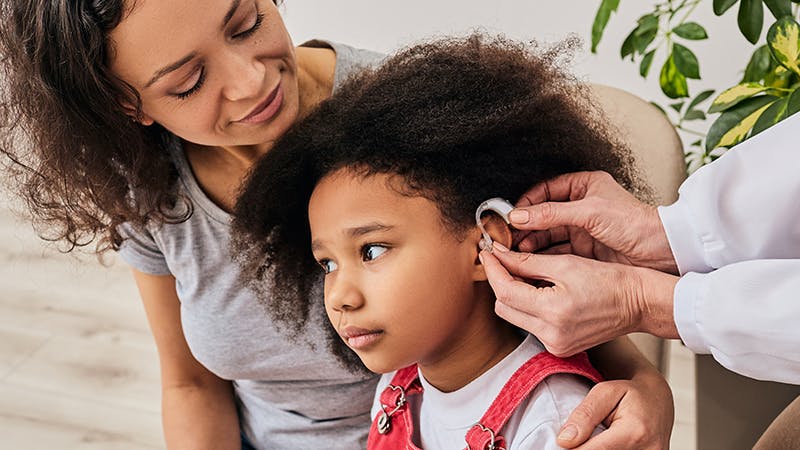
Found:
[361,244,388,262]
[174,68,205,100]
[319,259,338,274]
[233,12,264,40]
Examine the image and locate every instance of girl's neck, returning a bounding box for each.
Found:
[417,285,524,393]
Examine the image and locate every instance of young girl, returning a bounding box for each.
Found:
[232,35,649,448]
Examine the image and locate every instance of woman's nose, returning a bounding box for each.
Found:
[220,52,266,102]
[326,276,366,313]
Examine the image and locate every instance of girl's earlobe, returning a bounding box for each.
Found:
[472,214,513,281]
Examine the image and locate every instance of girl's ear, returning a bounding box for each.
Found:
[472,213,512,281]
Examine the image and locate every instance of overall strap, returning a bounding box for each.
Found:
[464,351,602,450]
[379,365,422,406]
[367,365,424,450]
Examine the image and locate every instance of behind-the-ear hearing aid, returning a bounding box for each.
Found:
[475,197,514,252]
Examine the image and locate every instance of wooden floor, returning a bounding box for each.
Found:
[0,202,696,449]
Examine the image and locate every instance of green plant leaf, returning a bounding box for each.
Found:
[714,0,739,15]
[670,101,686,113]
[706,95,776,151]
[660,54,689,98]
[672,22,709,40]
[636,14,659,35]
[751,96,788,135]
[620,28,638,60]
[635,28,658,54]
[743,45,775,81]
[738,0,764,44]
[763,0,793,19]
[684,109,707,121]
[673,43,701,79]
[767,17,800,76]
[709,82,770,112]
[688,89,716,111]
[640,49,656,77]
[764,64,796,87]
[592,0,621,53]
[787,87,800,115]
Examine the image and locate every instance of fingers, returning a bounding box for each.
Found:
[488,243,563,280]
[557,381,624,449]
[515,226,570,253]
[516,171,599,207]
[480,248,552,316]
[509,199,593,234]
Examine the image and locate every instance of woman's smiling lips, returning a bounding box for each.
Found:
[238,83,283,125]
[339,326,384,350]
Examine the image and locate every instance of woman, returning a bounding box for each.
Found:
[0,0,672,448]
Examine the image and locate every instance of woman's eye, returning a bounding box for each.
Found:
[233,12,264,39]
[361,244,388,262]
[319,259,338,274]
[174,68,205,100]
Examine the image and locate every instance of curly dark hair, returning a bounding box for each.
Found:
[231,34,649,362]
[0,0,279,253]
[0,0,179,252]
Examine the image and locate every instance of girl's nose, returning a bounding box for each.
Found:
[326,276,365,313]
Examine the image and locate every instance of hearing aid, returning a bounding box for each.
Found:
[475,197,515,252]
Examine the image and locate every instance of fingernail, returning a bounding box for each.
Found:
[478,252,485,264]
[509,209,529,223]
[492,242,509,252]
[558,424,578,441]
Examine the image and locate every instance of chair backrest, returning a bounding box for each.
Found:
[590,84,686,372]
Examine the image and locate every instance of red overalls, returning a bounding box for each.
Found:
[366,351,603,450]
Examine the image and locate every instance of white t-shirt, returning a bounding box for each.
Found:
[370,335,602,449]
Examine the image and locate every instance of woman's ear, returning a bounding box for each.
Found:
[471,213,512,281]
[120,101,154,126]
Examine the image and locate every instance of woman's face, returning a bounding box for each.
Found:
[109,0,298,148]
[308,169,489,374]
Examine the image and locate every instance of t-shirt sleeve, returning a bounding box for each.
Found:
[116,222,171,275]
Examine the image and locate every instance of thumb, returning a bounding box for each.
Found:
[557,382,623,448]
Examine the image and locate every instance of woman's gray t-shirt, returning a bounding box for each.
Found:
[118,41,384,449]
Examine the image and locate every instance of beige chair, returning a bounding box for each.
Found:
[594,84,800,450]
[591,83,685,373]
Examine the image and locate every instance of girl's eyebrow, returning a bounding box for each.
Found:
[310,223,395,252]
[346,223,394,239]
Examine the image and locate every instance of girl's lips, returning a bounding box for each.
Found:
[238,83,283,124]
[340,326,384,350]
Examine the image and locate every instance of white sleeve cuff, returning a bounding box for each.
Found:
[673,272,711,355]
[658,202,712,275]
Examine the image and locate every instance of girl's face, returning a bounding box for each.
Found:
[109,0,298,148]
[308,169,491,374]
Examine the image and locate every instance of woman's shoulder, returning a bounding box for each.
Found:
[298,39,386,89]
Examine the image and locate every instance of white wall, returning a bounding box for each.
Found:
[281,0,760,144]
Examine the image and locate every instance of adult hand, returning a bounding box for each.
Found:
[511,171,679,274]
[557,368,674,450]
[480,244,679,357]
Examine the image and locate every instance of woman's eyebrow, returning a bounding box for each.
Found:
[145,53,197,88]
[221,0,242,28]
[144,0,243,88]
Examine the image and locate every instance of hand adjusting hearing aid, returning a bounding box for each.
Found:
[475,197,515,252]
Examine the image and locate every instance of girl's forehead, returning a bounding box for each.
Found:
[309,171,441,225]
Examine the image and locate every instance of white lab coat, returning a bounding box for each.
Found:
[658,111,800,384]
